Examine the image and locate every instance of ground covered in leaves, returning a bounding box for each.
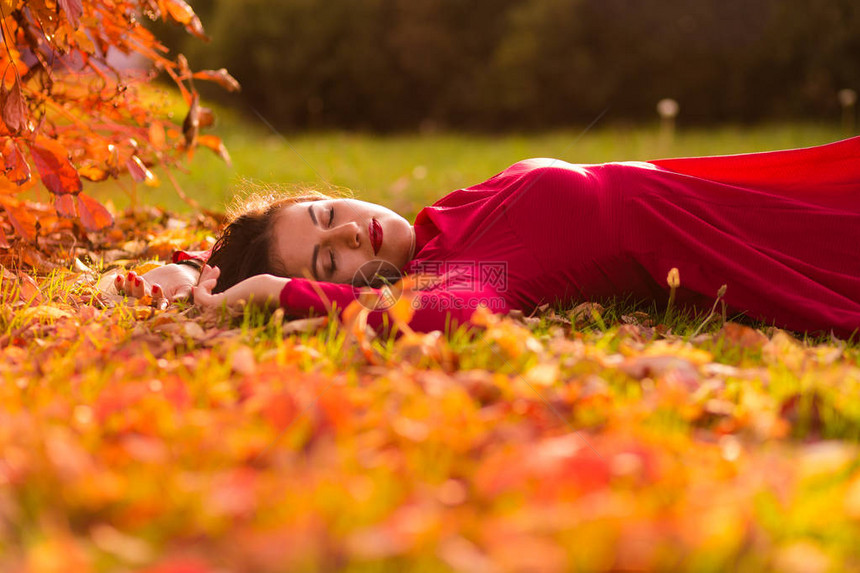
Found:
[2,208,860,573]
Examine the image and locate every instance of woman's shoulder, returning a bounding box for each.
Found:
[503,157,619,178]
[504,157,568,175]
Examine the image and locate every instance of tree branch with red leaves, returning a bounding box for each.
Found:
[0,0,238,249]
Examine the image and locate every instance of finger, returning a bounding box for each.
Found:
[173,284,193,301]
[126,271,140,297]
[193,285,220,307]
[151,283,166,307]
[130,274,147,298]
[199,264,220,284]
[192,275,223,307]
[151,284,169,310]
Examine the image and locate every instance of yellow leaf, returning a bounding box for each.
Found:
[844,472,860,519]
[525,362,559,387]
[22,305,73,322]
[642,340,713,364]
[133,262,162,275]
[133,306,153,320]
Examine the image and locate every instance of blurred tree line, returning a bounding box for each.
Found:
[163,0,859,131]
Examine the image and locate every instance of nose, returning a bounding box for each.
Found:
[326,221,361,249]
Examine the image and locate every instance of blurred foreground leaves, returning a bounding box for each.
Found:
[1,209,860,572]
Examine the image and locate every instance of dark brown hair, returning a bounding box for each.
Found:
[206,186,331,293]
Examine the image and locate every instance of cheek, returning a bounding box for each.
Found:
[338,251,369,284]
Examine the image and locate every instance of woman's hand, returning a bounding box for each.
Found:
[193,265,290,310]
[115,263,201,307]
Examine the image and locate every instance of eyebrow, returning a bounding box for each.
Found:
[308,205,320,280]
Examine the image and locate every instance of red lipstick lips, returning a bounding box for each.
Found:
[369,218,383,255]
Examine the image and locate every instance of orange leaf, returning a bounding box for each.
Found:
[191,68,241,92]
[148,122,166,150]
[0,199,37,241]
[1,80,28,134]
[1,138,31,185]
[162,0,208,41]
[387,278,417,330]
[28,137,82,195]
[17,272,44,305]
[58,0,83,29]
[161,0,194,24]
[197,134,232,166]
[78,163,109,182]
[54,194,77,218]
[76,193,113,231]
[0,225,8,248]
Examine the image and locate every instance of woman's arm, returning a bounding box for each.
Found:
[193,265,288,310]
[194,265,510,334]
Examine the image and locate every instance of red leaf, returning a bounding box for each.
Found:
[1,138,31,185]
[54,194,77,218]
[75,193,113,231]
[126,155,147,182]
[126,155,158,186]
[28,137,82,195]
[58,0,83,29]
[1,80,28,134]
[191,69,241,92]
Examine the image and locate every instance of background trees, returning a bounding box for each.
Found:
[0,0,234,245]
[176,0,859,131]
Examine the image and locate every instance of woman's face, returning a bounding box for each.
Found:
[271,198,415,285]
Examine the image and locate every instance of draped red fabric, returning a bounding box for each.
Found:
[273,136,860,336]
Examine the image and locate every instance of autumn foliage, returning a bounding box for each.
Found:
[0,0,237,252]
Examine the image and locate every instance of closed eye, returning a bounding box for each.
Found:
[329,249,336,276]
[328,205,335,227]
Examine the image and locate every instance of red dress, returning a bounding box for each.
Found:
[276,136,860,336]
